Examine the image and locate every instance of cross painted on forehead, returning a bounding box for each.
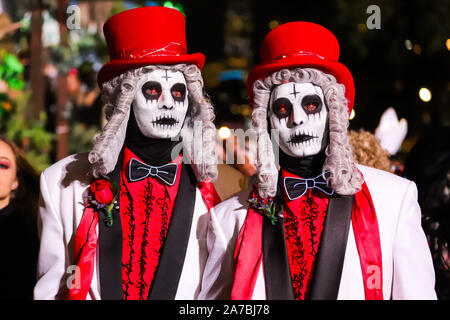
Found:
[289,83,300,98]
[162,70,171,82]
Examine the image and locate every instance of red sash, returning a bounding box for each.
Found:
[66,206,99,300]
[230,194,263,300]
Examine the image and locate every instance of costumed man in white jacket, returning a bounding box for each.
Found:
[199,21,436,300]
[34,6,220,300]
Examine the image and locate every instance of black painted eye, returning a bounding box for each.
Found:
[301,94,322,114]
[142,81,162,100]
[171,83,186,102]
[272,98,293,119]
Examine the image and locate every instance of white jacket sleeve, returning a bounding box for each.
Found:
[392,181,437,299]
[198,188,252,300]
[34,172,68,300]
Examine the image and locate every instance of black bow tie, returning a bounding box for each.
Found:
[128,158,178,185]
[283,171,334,200]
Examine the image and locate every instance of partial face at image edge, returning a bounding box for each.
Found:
[0,140,18,208]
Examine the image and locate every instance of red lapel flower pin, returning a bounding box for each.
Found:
[88,178,119,227]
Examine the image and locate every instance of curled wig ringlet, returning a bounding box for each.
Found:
[89,64,218,182]
[251,68,363,198]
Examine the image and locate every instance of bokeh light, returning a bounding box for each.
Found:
[218,126,231,140]
[419,87,432,102]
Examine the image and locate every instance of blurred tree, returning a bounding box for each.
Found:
[1,88,54,173]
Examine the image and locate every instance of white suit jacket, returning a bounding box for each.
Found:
[34,153,209,300]
[199,164,437,300]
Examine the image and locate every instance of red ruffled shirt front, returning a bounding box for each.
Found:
[120,147,182,300]
[282,169,329,300]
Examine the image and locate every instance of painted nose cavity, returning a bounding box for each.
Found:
[291,103,307,126]
[159,90,174,109]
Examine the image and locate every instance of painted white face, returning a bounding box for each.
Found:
[133,69,188,139]
[269,82,328,158]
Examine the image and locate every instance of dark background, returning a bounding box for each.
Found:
[183,0,449,143]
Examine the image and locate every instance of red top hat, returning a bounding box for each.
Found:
[97,6,205,87]
[247,21,355,113]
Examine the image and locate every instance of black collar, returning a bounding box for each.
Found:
[279,149,326,178]
[0,203,15,222]
[125,106,180,166]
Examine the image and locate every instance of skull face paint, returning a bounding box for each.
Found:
[269,82,328,158]
[133,69,188,139]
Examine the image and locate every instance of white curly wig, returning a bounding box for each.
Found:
[88,63,218,182]
[252,67,363,198]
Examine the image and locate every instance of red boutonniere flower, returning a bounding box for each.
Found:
[88,178,118,227]
[91,179,115,204]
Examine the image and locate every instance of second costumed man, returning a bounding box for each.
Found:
[199,21,436,300]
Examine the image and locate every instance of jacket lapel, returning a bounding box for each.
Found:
[308,194,354,300]
[262,201,295,300]
[98,151,124,300]
[148,163,197,299]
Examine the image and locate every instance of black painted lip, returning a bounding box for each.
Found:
[153,117,178,126]
[288,134,317,143]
